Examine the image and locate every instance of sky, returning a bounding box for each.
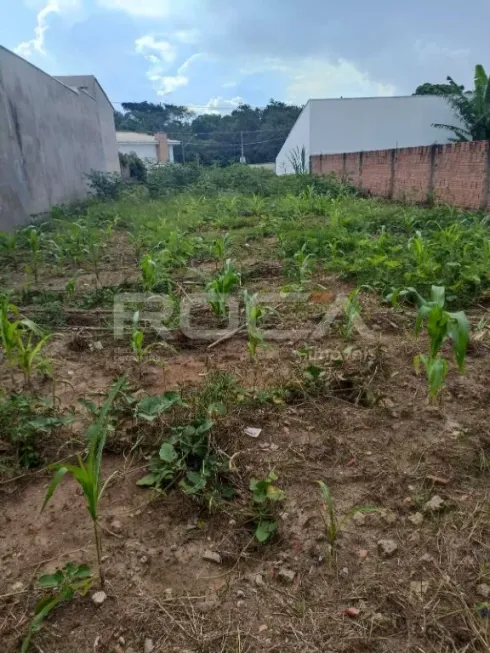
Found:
[1,0,489,113]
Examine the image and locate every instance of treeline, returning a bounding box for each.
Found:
[114,100,301,166]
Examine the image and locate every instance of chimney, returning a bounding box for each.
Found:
[155,132,168,163]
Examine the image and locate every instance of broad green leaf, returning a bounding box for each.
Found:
[448,311,469,372]
[136,473,158,487]
[427,357,448,398]
[159,442,177,463]
[255,520,277,543]
[41,467,69,512]
[38,571,63,589]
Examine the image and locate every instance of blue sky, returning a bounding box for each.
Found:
[2,0,489,113]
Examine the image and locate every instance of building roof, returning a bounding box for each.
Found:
[116,132,181,146]
[116,132,157,144]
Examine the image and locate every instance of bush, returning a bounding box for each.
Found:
[86,171,124,200]
[119,152,147,183]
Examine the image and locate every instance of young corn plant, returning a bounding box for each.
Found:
[21,563,92,653]
[292,244,315,286]
[243,290,265,361]
[206,259,241,317]
[339,288,361,340]
[24,226,43,283]
[317,481,377,559]
[410,285,469,399]
[14,327,52,385]
[140,253,158,291]
[211,233,231,269]
[42,377,125,588]
[249,472,286,543]
[130,311,156,374]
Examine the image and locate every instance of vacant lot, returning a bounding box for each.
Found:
[1,167,490,653]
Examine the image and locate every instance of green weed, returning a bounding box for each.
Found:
[22,563,92,653]
[249,471,285,543]
[206,259,241,317]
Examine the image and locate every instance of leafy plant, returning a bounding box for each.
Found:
[0,393,74,468]
[249,471,285,543]
[42,377,126,588]
[206,259,241,317]
[288,145,308,174]
[22,563,92,653]
[317,481,377,555]
[409,285,469,398]
[138,418,232,504]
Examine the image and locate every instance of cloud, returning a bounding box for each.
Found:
[189,96,245,115]
[15,0,79,58]
[96,0,172,18]
[135,34,206,96]
[284,58,397,103]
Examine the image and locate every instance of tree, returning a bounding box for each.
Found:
[414,82,465,96]
[115,102,192,134]
[431,65,490,142]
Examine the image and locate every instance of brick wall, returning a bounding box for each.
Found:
[311,140,490,211]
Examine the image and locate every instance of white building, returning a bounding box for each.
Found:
[116,132,181,164]
[276,95,462,175]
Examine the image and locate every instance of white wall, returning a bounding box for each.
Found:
[118,142,157,163]
[308,96,460,155]
[275,102,311,175]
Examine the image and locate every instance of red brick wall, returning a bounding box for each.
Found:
[311,140,490,211]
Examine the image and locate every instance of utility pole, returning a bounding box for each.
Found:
[240,131,246,164]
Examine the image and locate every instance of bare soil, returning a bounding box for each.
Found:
[2,266,490,653]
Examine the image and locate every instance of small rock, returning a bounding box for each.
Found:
[410,580,430,600]
[340,567,349,578]
[92,591,107,606]
[164,588,173,600]
[477,584,490,599]
[10,581,24,592]
[255,574,265,587]
[344,607,360,618]
[258,624,268,633]
[237,600,245,608]
[144,638,155,653]
[202,550,222,564]
[118,636,125,646]
[277,568,296,584]
[359,549,369,559]
[377,539,398,558]
[381,510,397,525]
[170,544,178,552]
[110,519,123,534]
[92,340,104,351]
[424,495,445,512]
[352,512,366,526]
[237,590,245,598]
[420,553,435,564]
[140,555,149,564]
[408,512,424,526]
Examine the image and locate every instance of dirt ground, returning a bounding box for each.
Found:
[2,265,490,653]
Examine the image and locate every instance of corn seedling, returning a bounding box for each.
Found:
[65,275,77,299]
[13,324,52,385]
[410,285,469,399]
[249,472,285,543]
[243,290,265,361]
[42,377,125,588]
[21,563,92,653]
[140,253,158,291]
[317,481,378,557]
[292,244,314,286]
[206,259,241,317]
[211,233,231,269]
[339,288,361,340]
[24,226,42,283]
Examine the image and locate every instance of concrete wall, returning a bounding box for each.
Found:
[276,102,311,174]
[56,75,120,173]
[277,95,462,176]
[311,140,490,211]
[0,48,117,230]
